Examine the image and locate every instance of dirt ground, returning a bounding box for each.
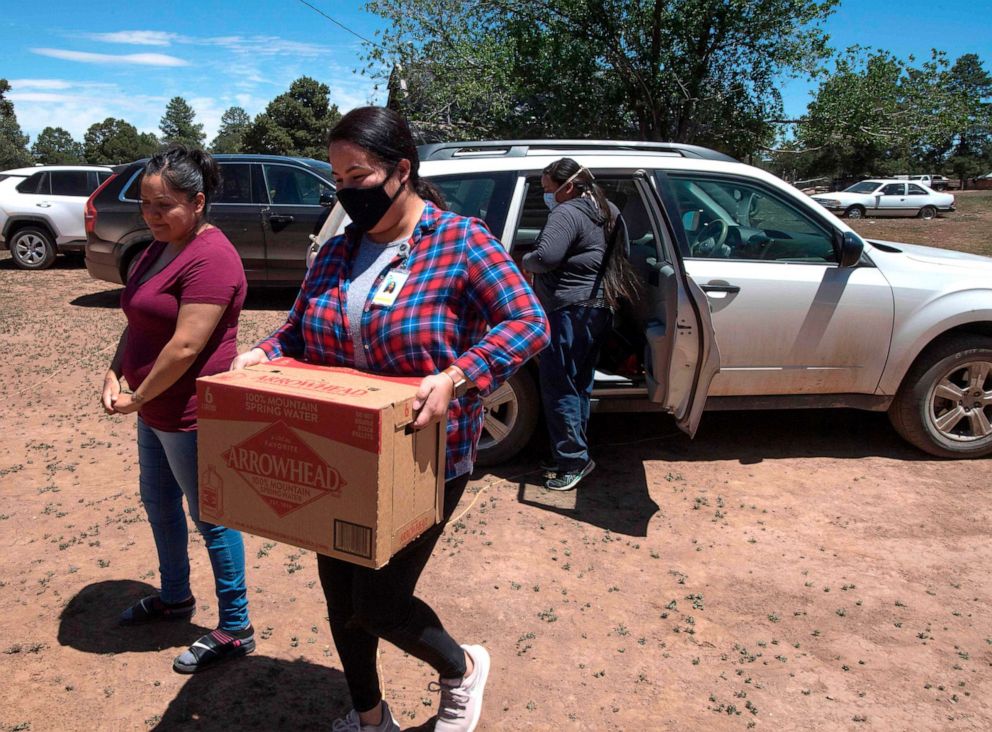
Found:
[2,196,991,731]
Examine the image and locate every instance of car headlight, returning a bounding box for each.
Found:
[814,198,840,208]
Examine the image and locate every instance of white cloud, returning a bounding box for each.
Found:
[32,48,189,67]
[9,78,116,91]
[85,30,177,46]
[9,79,72,90]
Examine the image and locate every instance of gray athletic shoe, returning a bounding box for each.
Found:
[544,459,596,491]
[331,701,400,732]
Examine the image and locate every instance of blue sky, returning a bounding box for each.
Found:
[4,0,991,146]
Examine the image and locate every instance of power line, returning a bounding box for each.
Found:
[295,0,382,49]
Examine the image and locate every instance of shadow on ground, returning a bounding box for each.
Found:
[152,655,353,731]
[0,253,86,271]
[70,288,123,308]
[58,580,212,653]
[489,407,930,536]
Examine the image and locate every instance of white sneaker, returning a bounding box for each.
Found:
[431,644,491,732]
[331,700,400,732]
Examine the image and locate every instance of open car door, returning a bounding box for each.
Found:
[633,170,720,436]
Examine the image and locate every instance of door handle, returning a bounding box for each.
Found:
[36,202,51,208]
[701,283,740,294]
[269,214,295,224]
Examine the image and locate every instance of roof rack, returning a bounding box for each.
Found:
[417,139,737,163]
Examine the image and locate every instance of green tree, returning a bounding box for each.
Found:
[784,48,968,179]
[0,78,32,169]
[943,54,992,184]
[160,96,205,148]
[84,118,160,164]
[242,77,341,158]
[31,126,85,164]
[210,106,251,153]
[368,0,838,157]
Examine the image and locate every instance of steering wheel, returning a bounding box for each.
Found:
[691,219,729,256]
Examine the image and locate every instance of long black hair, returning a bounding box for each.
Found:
[543,158,639,309]
[327,106,446,209]
[143,144,221,213]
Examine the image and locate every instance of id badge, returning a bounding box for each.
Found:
[371,269,410,307]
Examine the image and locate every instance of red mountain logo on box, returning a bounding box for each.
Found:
[223,421,345,517]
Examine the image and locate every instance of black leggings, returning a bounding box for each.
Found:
[317,474,470,712]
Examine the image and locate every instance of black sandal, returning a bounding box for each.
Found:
[173,626,255,674]
[119,594,196,625]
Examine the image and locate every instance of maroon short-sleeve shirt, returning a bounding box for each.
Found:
[121,227,246,431]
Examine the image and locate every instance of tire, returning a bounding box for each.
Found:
[888,335,992,458]
[918,205,937,220]
[844,205,866,220]
[9,226,57,270]
[120,241,152,283]
[475,368,540,466]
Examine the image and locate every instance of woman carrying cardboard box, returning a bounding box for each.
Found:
[233,106,548,732]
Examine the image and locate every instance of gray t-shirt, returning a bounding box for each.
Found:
[348,234,406,369]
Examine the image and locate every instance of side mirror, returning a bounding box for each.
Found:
[319,189,335,208]
[682,210,701,233]
[838,231,864,268]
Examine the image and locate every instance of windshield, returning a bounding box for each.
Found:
[844,181,879,193]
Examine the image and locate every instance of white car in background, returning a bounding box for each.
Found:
[0,164,113,269]
[811,179,955,220]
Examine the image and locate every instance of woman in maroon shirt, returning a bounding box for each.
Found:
[101,146,253,674]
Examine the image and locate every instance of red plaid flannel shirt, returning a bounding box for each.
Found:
[257,202,549,479]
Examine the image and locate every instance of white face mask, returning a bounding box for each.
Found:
[543,170,584,211]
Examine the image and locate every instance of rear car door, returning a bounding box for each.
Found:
[210,162,267,282]
[633,171,720,436]
[261,163,335,286]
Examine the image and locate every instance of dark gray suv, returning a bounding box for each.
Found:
[85,154,334,287]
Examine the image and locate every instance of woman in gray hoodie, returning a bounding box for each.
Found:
[522,158,637,491]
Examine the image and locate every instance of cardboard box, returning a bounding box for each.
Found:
[196,358,445,568]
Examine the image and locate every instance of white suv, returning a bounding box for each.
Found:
[0,165,113,269]
[315,140,992,462]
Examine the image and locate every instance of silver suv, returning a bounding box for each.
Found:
[0,165,113,269]
[315,140,992,462]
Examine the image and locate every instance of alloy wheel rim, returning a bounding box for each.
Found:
[14,234,47,265]
[926,359,992,444]
[480,381,518,449]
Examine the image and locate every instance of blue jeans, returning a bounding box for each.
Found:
[538,305,612,473]
[137,417,249,631]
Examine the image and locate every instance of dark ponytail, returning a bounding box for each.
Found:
[543,158,639,309]
[143,144,221,213]
[327,106,446,209]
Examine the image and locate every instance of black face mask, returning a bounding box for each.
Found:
[336,168,403,232]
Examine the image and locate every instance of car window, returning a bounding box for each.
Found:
[98,172,112,185]
[262,164,331,206]
[513,175,652,245]
[666,174,837,263]
[907,184,928,195]
[16,171,48,195]
[122,169,143,201]
[50,171,92,197]
[429,171,514,238]
[216,163,254,204]
[844,181,879,193]
[880,183,905,195]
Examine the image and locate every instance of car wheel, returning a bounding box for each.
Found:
[888,335,992,458]
[844,205,866,219]
[918,205,937,220]
[9,226,57,270]
[475,368,540,466]
[121,241,152,283]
